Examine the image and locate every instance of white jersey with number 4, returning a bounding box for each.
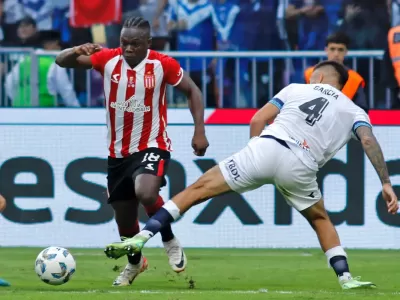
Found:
[261,83,372,171]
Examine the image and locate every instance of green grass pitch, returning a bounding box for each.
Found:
[0,248,399,300]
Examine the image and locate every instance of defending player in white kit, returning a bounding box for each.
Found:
[104,61,399,289]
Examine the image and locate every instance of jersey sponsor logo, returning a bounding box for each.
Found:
[289,136,310,152]
[225,159,240,181]
[127,76,135,88]
[111,74,120,83]
[110,96,150,113]
[144,71,155,89]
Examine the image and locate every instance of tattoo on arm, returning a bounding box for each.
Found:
[356,126,391,185]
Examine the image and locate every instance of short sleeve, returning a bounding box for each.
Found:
[90,48,120,74]
[162,56,184,86]
[268,84,293,111]
[351,108,372,140]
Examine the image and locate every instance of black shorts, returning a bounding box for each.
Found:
[107,148,170,203]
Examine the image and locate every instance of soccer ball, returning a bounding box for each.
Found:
[35,246,76,285]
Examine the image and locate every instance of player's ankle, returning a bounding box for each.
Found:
[138,230,154,240]
[338,272,352,280]
[161,232,175,242]
[325,246,350,277]
[163,201,181,220]
[127,253,142,265]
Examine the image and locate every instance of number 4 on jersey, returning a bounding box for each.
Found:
[299,97,329,126]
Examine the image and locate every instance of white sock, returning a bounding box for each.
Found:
[163,200,181,220]
[339,272,352,281]
[325,246,347,268]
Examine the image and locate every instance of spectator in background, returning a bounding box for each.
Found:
[168,0,216,107]
[252,0,284,108]
[2,16,40,47]
[338,0,389,50]
[383,24,400,109]
[105,0,141,48]
[285,0,328,83]
[1,0,25,44]
[338,0,390,108]
[5,30,80,107]
[140,0,169,50]
[52,0,70,46]
[19,0,53,30]
[324,0,342,33]
[210,0,244,107]
[286,0,327,51]
[304,32,368,112]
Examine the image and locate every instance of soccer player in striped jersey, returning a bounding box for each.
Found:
[56,17,209,286]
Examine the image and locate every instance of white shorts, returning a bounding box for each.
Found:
[219,136,321,211]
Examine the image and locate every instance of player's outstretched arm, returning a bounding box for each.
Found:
[55,43,102,69]
[249,103,280,138]
[175,73,209,156]
[356,126,399,214]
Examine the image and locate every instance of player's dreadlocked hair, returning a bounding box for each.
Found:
[313,60,349,88]
[123,16,151,32]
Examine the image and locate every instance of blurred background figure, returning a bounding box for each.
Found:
[285,0,328,83]
[0,0,394,109]
[5,30,80,107]
[304,32,368,112]
[167,0,216,107]
[140,0,169,50]
[2,16,40,47]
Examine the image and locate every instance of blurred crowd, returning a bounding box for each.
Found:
[0,0,399,108]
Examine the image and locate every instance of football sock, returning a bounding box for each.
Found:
[325,246,350,277]
[329,256,350,277]
[144,196,175,242]
[140,201,181,240]
[118,220,142,265]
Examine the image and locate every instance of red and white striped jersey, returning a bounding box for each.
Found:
[91,48,184,158]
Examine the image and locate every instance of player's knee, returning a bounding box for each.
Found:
[135,187,158,206]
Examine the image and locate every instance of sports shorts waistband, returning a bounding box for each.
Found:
[260,135,290,149]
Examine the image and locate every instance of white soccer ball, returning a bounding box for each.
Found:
[34,246,76,285]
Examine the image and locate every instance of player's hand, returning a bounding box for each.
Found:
[382,183,398,214]
[192,130,209,156]
[74,43,102,56]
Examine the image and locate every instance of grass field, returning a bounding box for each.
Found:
[0,248,399,300]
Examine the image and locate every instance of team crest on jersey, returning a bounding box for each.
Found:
[144,71,155,89]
